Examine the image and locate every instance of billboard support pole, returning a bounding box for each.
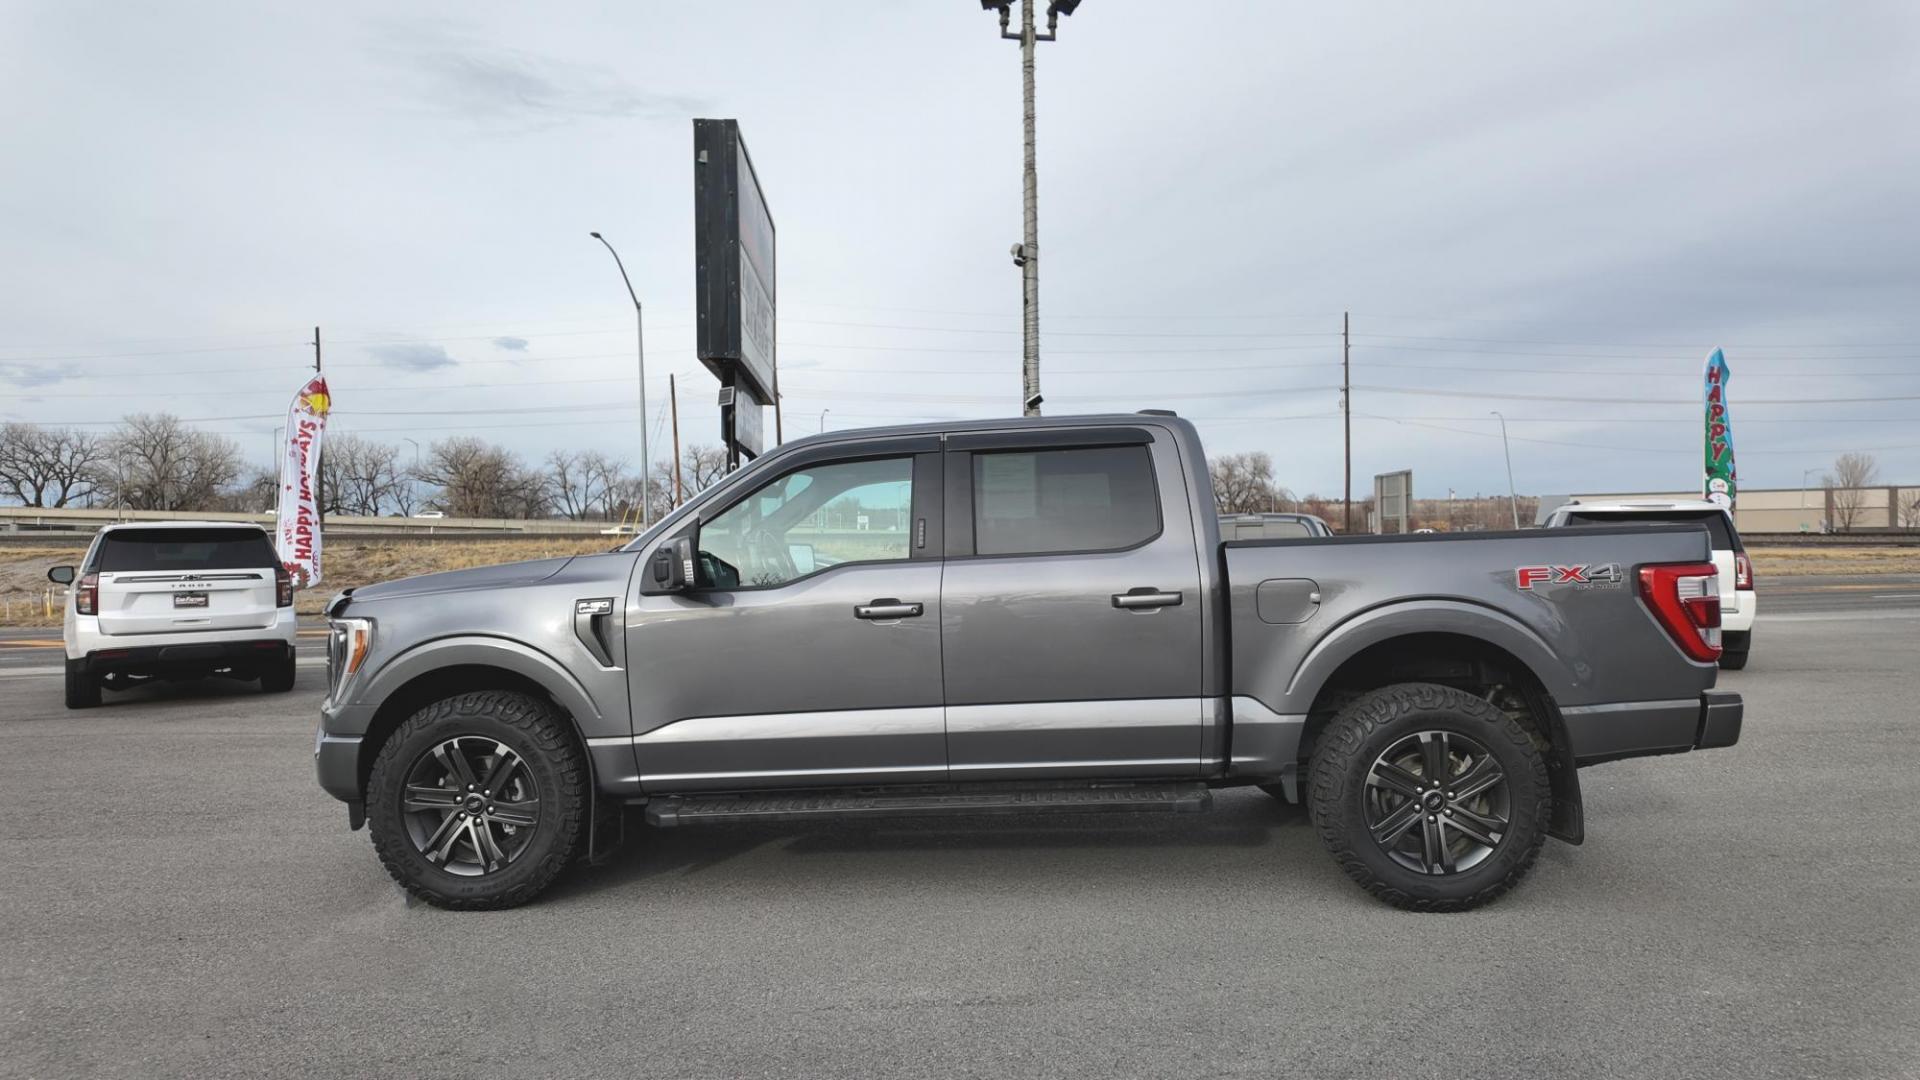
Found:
[670,374,683,508]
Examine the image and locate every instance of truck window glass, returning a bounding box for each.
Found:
[972,445,1159,556]
[700,456,914,587]
[89,529,279,572]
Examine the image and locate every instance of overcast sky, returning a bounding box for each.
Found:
[3,0,1918,500]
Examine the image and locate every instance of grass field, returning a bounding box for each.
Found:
[0,539,1911,627]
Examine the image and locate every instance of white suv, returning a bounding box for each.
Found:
[1543,499,1756,670]
[48,522,299,708]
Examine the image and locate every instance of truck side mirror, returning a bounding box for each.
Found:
[642,534,697,594]
[47,565,75,585]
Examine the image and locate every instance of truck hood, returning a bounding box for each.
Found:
[348,556,576,602]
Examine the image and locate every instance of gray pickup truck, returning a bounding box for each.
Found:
[315,413,1742,911]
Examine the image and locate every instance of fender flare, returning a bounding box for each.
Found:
[357,634,609,734]
[1285,598,1577,708]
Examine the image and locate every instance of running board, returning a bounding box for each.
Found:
[645,782,1212,827]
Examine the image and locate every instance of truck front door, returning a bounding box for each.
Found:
[624,437,947,791]
[939,425,1206,779]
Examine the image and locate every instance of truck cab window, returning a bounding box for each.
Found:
[700,456,914,587]
[971,445,1160,555]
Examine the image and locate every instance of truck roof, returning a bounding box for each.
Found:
[781,411,1194,450]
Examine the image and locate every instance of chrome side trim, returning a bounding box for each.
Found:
[944,697,1208,733]
[584,734,636,748]
[1558,699,1698,717]
[634,707,945,744]
[948,758,1197,772]
[1227,696,1306,779]
[639,764,948,783]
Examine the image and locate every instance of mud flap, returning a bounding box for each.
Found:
[1539,696,1585,845]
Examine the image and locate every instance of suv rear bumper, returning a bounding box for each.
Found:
[77,639,293,680]
[1562,690,1743,766]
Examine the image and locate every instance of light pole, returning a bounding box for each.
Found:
[819,408,831,433]
[590,231,651,527]
[1490,411,1520,529]
[977,0,1082,417]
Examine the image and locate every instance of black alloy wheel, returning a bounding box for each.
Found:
[400,736,542,876]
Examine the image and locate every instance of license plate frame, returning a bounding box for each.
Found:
[173,592,210,609]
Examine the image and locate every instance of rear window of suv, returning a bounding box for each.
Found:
[90,528,280,572]
[1562,510,1740,551]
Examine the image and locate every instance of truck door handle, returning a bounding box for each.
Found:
[1112,588,1183,610]
[855,599,923,620]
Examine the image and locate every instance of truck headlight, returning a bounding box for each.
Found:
[328,618,373,697]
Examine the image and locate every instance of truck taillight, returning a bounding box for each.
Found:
[276,565,294,608]
[1734,552,1754,591]
[1638,562,1722,663]
[75,572,99,616]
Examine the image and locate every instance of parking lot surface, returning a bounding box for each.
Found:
[4,586,1917,1079]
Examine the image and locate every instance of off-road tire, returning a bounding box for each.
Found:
[1718,650,1749,671]
[367,691,587,910]
[259,653,297,693]
[64,659,100,710]
[1307,682,1550,912]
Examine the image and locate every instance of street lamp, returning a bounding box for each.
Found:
[819,408,831,433]
[975,0,1084,417]
[1490,411,1520,530]
[590,231,651,528]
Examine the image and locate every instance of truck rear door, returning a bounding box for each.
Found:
[89,528,280,636]
[939,424,1206,779]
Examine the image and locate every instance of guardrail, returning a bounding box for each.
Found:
[0,506,617,537]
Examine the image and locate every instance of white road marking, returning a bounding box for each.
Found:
[0,657,329,680]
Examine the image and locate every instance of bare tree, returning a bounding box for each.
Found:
[416,437,548,519]
[1208,452,1292,514]
[1899,487,1920,531]
[317,435,407,517]
[1824,452,1879,532]
[101,414,243,511]
[0,423,104,507]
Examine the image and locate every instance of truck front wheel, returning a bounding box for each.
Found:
[366,691,588,910]
[1307,682,1550,912]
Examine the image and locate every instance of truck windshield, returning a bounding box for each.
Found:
[90,528,279,572]
[1562,511,1740,551]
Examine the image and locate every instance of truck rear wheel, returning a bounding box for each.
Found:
[1307,682,1549,912]
[366,691,587,910]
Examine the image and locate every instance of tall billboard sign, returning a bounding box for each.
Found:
[695,118,776,467]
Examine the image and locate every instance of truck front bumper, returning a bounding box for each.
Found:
[1562,690,1743,766]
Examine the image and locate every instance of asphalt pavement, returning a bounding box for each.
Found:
[2,586,1917,1079]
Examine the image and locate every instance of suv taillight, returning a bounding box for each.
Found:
[1638,562,1722,663]
[1734,552,1754,591]
[75,572,99,616]
[276,565,294,608]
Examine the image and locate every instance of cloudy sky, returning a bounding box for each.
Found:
[3,0,1918,500]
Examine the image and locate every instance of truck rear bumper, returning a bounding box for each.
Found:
[1562,690,1742,766]
[78,638,293,680]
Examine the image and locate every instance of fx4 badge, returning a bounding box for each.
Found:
[1516,563,1623,591]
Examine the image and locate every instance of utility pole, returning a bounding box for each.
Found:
[1491,410,1520,529]
[589,232,651,528]
[669,374,683,508]
[978,0,1081,416]
[1342,311,1352,533]
[312,326,322,373]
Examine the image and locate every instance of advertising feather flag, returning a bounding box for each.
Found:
[276,374,331,587]
[1703,349,1735,509]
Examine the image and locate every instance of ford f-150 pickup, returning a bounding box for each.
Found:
[315,413,1743,911]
